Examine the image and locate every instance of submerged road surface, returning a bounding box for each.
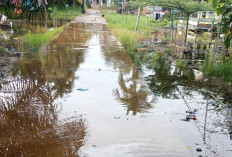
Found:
[0,4,231,157]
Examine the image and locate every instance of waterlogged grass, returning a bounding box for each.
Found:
[55,7,82,21]
[204,58,232,82]
[104,13,155,60]
[176,58,187,68]
[104,13,172,56]
[24,26,65,47]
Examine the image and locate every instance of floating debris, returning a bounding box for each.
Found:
[196,148,202,152]
[186,146,191,149]
[77,88,88,92]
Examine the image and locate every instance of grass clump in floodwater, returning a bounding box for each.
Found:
[204,56,232,82]
[104,13,155,63]
[119,33,138,53]
[24,26,65,47]
[176,58,187,68]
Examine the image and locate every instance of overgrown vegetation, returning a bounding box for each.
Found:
[0,46,6,56]
[104,13,155,31]
[53,7,82,20]
[104,13,168,59]
[204,56,232,82]
[24,26,65,47]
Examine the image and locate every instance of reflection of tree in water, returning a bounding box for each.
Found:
[145,55,196,99]
[98,27,155,115]
[143,54,232,156]
[145,54,232,101]
[0,39,86,156]
[113,66,154,115]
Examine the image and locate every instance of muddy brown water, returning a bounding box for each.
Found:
[0,6,232,157]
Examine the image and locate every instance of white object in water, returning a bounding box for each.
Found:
[220,34,225,38]
[1,15,7,22]
[10,21,13,27]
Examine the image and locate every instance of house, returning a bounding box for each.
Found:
[188,11,220,31]
[188,0,220,31]
[143,6,168,21]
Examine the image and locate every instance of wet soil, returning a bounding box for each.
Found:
[0,4,232,157]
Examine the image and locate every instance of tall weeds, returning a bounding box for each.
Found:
[24,26,65,48]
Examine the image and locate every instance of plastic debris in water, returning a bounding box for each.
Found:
[186,146,191,149]
[77,88,88,92]
[185,110,197,121]
[186,114,196,120]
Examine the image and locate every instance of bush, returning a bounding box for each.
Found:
[0,46,6,56]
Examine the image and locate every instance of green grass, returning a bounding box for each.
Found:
[54,7,82,21]
[104,13,155,32]
[176,58,187,68]
[151,17,171,27]
[24,26,65,47]
[104,13,155,57]
[204,58,232,82]
[104,13,173,68]
[0,46,6,56]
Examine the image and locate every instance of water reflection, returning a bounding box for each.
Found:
[142,53,232,156]
[112,65,155,115]
[0,23,89,156]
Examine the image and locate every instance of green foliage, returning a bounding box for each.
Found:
[104,12,155,64]
[164,47,172,55]
[151,17,170,27]
[176,58,186,68]
[132,0,213,16]
[104,13,155,31]
[204,57,232,81]
[209,0,232,48]
[152,50,163,67]
[54,7,82,20]
[0,46,6,56]
[119,33,138,52]
[24,26,65,47]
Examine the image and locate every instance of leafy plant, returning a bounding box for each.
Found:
[208,0,232,48]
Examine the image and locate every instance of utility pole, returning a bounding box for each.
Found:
[170,9,174,43]
[210,12,215,43]
[135,6,141,31]
[100,0,103,10]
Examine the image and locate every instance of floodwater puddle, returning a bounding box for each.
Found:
[0,9,232,157]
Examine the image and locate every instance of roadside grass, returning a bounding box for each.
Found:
[204,56,232,82]
[24,26,65,48]
[54,7,82,21]
[104,13,155,56]
[104,12,173,69]
[104,13,156,31]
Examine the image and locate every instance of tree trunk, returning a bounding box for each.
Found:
[135,6,141,31]
[73,0,75,10]
[184,16,189,47]
[44,7,48,28]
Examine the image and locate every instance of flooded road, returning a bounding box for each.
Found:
[0,5,232,157]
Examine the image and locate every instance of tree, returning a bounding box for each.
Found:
[209,0,232,49]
